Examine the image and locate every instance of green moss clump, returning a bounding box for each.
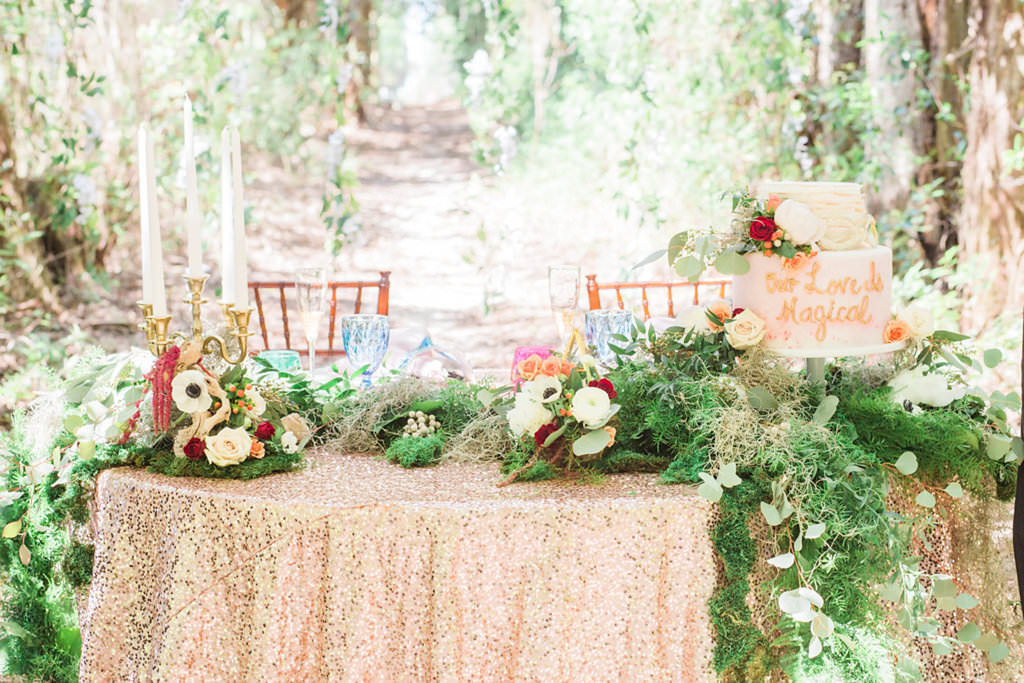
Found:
[61,542,94,588]
[385,435,444,467]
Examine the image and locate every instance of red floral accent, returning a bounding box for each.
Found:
[732,307,745,318]
[183,438,205,461]
[146,346,181,433]
[588,378,617,399]
[534,423,559,447]
[255,421,276,441]
[748,216,776,242]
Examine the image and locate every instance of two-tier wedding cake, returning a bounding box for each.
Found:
[731,181,893,352]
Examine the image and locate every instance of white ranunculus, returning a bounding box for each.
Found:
[281,431,300,454]
[205,426,252,467]
[246,389,267,417]
[888,365,966,408]
[898,304,935,339]
[677,306,711,335]
[724,309,767,350]
[507,397,553,437]
[171,370,212,414]
[523,375,562,403]
[571,387,612,428]
[774,200,826,245]
[819,215,867,251]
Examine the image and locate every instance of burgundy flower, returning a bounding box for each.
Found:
[588,378,617,399]
[732,307,745,318]
[534,423,559,447]
[183,437,205,461]
[255,421,275,441]
[748,216,776,242]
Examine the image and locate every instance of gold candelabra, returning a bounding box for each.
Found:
[139,274,252,364]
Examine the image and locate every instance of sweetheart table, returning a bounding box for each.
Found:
[78,451,717,682]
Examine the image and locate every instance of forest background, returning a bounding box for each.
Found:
[1,0,1022,420]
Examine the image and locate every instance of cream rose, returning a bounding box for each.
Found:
[280,413,311,442]
[571,387,612,428]
[205,426,252,467]
[819,215,866,251]
[774,200,826,245]
[724,310,767,350]
[898,304,935,339]
[507,395,552,437]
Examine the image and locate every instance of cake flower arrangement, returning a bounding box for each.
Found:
[501,353,620,483]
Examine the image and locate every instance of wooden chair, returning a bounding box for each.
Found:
[585,274,730,320]
[249,271,391,356]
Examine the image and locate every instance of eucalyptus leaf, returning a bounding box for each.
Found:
[805,523,826,540]
[697,474,723,502]
[717,462,742,488]
[63,414,84,435]
[944,482,964,499]
[475,389,495,410]
[931,330,971,342]
[666,232,689,266]
[674,255,704,280]
[634,248,667,270]
[915,490,936,508]
[988,642,1010,663]
[983,348,1002,368]
[954,593,979,610]
[747,387,779,412]
[542,424,567,448]
[986,434,1012,461]
[931,640,954,656]
[712,250,750,275]
[2,520,21,538]
[932,577,957,599]
[18,543,30,566]
[973,633,998,652]
[760,502,782,526]
[894,451,918,475]
[767,552,794,569]
[880,579,902,602]
[572,429,612,456]
[956,622,981,643]
[78,440,96,460]
[935,596,957,611]
[812,395,839,425]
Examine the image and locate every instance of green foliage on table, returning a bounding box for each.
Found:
[119,440,303,480]
[385,435,444,468]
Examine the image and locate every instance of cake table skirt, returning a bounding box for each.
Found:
[79,451,717,682]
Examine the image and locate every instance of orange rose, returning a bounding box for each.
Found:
[559,359,575,376]
[765,194,782,212]
[883,319,912,343]
[782,252,815,272]
[540,356,563,377]
[517,354,544,380]
[250,440,266,459]
[706,300,733,331]
[604,426,616,448]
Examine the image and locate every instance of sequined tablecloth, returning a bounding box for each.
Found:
[79,451,716,682]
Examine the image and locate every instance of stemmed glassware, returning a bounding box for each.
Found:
[295,267,327,375]
[342,314,390,388]
[548,265,581,347]
[585,309,634,367]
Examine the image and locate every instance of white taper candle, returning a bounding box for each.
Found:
[220,127,236,306]
[144,128,168,317]
[231,126,247,309]
[138,125,153,307]
[184,95,202,276]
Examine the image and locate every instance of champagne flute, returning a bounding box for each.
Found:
[295,267,327,375]
[548,265,581,347]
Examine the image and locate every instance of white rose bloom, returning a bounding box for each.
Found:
[507,397,552,437]
[898,304,935,339]
[888,365,966,408]
[819,215,867,251]
[774,200,826,245]
[281,431,300,454]
[246,389,267,417]
[523,376,562,403]
[205,426,252,467]
[571,387,612,428]
[724,310,767,350]
[677,306,711,335]
[171,370,212,414]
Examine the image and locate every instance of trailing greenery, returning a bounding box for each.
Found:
[120,441,304,480]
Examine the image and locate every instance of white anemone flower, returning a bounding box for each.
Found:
[523,375,562,403]
[171,370,212,414]
[281,431,300,454]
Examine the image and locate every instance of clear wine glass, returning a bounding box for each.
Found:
[295,267,327,375]
[585,309,634,367]
[548,265,581,347]
[342,314,390,388]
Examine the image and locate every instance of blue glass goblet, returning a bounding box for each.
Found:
[341,314,390,388]
[584,309,634,367]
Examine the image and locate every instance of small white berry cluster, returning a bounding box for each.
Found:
[404,411,440,437]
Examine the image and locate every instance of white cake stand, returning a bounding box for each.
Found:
[766,341,907,383]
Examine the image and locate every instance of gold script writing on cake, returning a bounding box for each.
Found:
[768,261,885,342]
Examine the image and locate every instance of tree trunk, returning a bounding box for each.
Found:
[348,0,373,123]
[959,0,1024,330]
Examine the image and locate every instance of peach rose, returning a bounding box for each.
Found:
[765,194,782,212]
[560,359,575,376]
[540,356,564,377]
[516,354,544,380]
[604,426,617,448]
[705,299,733,331]
[782,252,816,272]
[250,440,266,459]
[883,319,912,343]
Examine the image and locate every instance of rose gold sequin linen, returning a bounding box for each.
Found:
[79,450,717,682]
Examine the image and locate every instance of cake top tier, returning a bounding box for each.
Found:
[755,181,871,251]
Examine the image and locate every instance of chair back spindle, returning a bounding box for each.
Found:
[585,273,731,320]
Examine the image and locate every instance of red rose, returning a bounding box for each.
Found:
[732,307,744,318]
[588,378,617,399]
[255,421,275,441]
[534,423,559,447]
[748,216,776,242]
[183,437,205,461]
